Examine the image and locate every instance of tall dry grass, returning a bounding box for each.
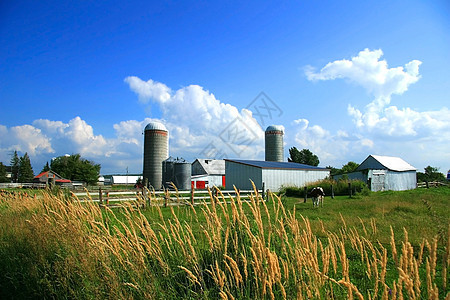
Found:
[0,186,448,299]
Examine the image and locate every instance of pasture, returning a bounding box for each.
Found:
[0,186,448,299]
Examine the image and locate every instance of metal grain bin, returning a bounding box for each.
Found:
[162,156,176,188]
[143,122,169,190]
[174,158,191,190]
[265,125,284,162]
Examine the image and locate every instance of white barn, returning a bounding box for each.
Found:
[225,159,330,192]
[191,159,225,189]
[336,155,417,191]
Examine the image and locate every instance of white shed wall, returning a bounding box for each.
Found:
[368,170,416,191]
[262,169,330,192]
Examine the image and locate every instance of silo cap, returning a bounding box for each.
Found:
[265,125,284,132]
[145,121,168,131]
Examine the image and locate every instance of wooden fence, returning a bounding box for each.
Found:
[417,181,448,188]
[72,187,264,207]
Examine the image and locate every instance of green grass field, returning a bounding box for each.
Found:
[0,186,448,299]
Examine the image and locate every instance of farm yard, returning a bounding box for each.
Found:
[0,185,448,299]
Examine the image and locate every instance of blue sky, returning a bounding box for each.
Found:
[1,0,449,175]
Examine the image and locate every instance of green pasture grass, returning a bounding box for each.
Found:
[0,186,448,299]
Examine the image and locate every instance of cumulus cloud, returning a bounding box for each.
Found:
[125,77,265,160]
[0,124,53,156]
[306,48,450,139]
[289,118,374,166]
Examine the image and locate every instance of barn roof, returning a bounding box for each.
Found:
[193,159,225,175]
[225,159,329,171]
[356,155,416,172]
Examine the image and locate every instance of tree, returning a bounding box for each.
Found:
[41,162,50,173]
[326,166,341,176]
[0,162,8,183]
[10,151,19,183]
[288,147,319,166]
[18,153,34,183]
[341,161,359,174]
[417,166,446,182]
[50,154,101,185]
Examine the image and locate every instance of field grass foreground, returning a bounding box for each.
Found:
[0,186,448,299]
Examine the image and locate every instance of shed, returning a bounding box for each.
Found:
[225,159,330,192]
[335,155,417,191]
[191,159,226,189]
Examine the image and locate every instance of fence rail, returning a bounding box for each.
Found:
[417,181,448,188]
[72,188,264,207]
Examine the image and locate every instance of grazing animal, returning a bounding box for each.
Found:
[310,187,325,207]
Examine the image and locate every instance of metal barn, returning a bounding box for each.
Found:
[225,159,330,192]
[336,155,417,191]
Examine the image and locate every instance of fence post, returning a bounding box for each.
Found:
[106,191,109,205]
[304,186,308,203]
[99,187,103,205]
[426,180,429,189]
[348,182,352,198]
[191,186,195,205]
[331,184,335,199]
[164,189,167,208]
[262,182,265,201]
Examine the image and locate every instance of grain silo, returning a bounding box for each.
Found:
[162,156,176,188]
[265,125,284,162]
[143,122,169,189]
[173,158,191,190]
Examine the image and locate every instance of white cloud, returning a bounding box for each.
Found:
[306,48,450,137]
[290,119,373,166]
[304,48,450,170]
[125,77,265,160]
[0,124,53,157]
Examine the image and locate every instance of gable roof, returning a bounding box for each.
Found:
[226,159,329,171]
[34,170,65,180]
[193,159,225,175]
[356,155,416,172]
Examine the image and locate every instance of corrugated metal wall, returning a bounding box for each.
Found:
[262,169,329,192]
[225,161,262,190]
[226,161,330,192]
[368,170,416,191]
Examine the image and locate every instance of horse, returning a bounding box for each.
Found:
[310,187,325,207]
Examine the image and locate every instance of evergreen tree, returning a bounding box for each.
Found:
[0,162,8,183]
[288,147,320,166]
[18,153,34,183]
[41,162,50,173]
[10,151,19,183]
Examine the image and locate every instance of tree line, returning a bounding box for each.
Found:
[0,151,100,185]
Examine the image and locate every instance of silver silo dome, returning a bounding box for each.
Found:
[143,121,169,189]
[173,158,191,190]
[265,125,284,162]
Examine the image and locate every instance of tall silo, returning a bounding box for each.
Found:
[143,122,169,189]
[265,125,284,162]
[174,158,191,190]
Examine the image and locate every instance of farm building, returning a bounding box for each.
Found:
[191,159,225,189]
[110,175,142,186]
[33,171,71,186]
[334,155,417,191]
[225,159,330,192]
